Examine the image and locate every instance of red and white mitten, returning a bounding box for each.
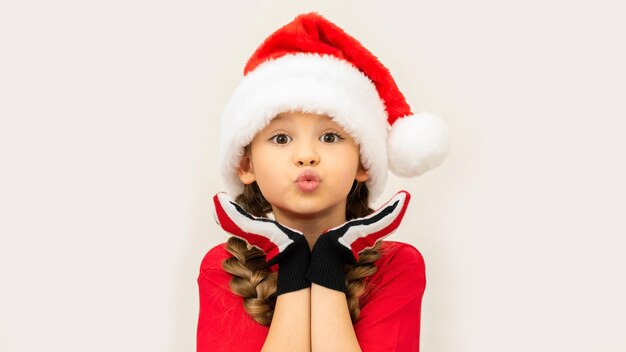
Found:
[212,192,311,296]
[305,190,411,292]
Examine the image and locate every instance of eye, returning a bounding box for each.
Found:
[269,133,292,145]
[320,132,344,143]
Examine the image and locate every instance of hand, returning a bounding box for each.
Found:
[305,191,411,293]
[212,192,311,296]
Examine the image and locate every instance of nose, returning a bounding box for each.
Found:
[293,140,319,166]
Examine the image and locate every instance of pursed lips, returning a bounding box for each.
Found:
[295,169,321,192]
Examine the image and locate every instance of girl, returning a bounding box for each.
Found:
[197,12,450,352]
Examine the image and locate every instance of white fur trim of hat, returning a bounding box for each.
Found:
[217,12,451,202]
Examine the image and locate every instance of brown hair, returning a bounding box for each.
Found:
[221,149,383,326]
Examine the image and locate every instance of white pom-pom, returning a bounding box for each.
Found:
[387,112,451,177]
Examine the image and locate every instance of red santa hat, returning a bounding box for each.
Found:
[218,12,450,201]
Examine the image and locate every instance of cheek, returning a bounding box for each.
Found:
[250,148,290,195]
[324,148,361,180]
[256,166,285,189]
[252,165,283,203]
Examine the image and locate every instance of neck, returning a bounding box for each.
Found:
[271,202,347,250]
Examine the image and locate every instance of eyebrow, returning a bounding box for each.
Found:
[271,114,289,122]
[266,117,291,130]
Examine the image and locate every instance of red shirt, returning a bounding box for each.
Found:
[197,239,426,351]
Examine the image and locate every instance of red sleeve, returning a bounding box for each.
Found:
[353,244,427,352]
[196,246,269,352]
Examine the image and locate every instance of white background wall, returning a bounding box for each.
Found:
[1,1,624,351]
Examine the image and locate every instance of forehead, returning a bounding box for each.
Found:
[274,111,331,121]
[269,111,345,130]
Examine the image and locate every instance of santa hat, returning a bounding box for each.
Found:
[218,12,450,201]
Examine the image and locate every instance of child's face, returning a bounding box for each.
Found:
[237,111,369,220]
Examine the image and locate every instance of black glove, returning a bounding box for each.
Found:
[212,192,311,296]
[270,233,311,296]
[305,191,411,293]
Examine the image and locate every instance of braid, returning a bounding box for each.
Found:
[345,241,383,323]
[222,236,277,326]
[218,180,278,326]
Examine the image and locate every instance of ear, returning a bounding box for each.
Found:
[355,161,369,183]
[237,153,256,185]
